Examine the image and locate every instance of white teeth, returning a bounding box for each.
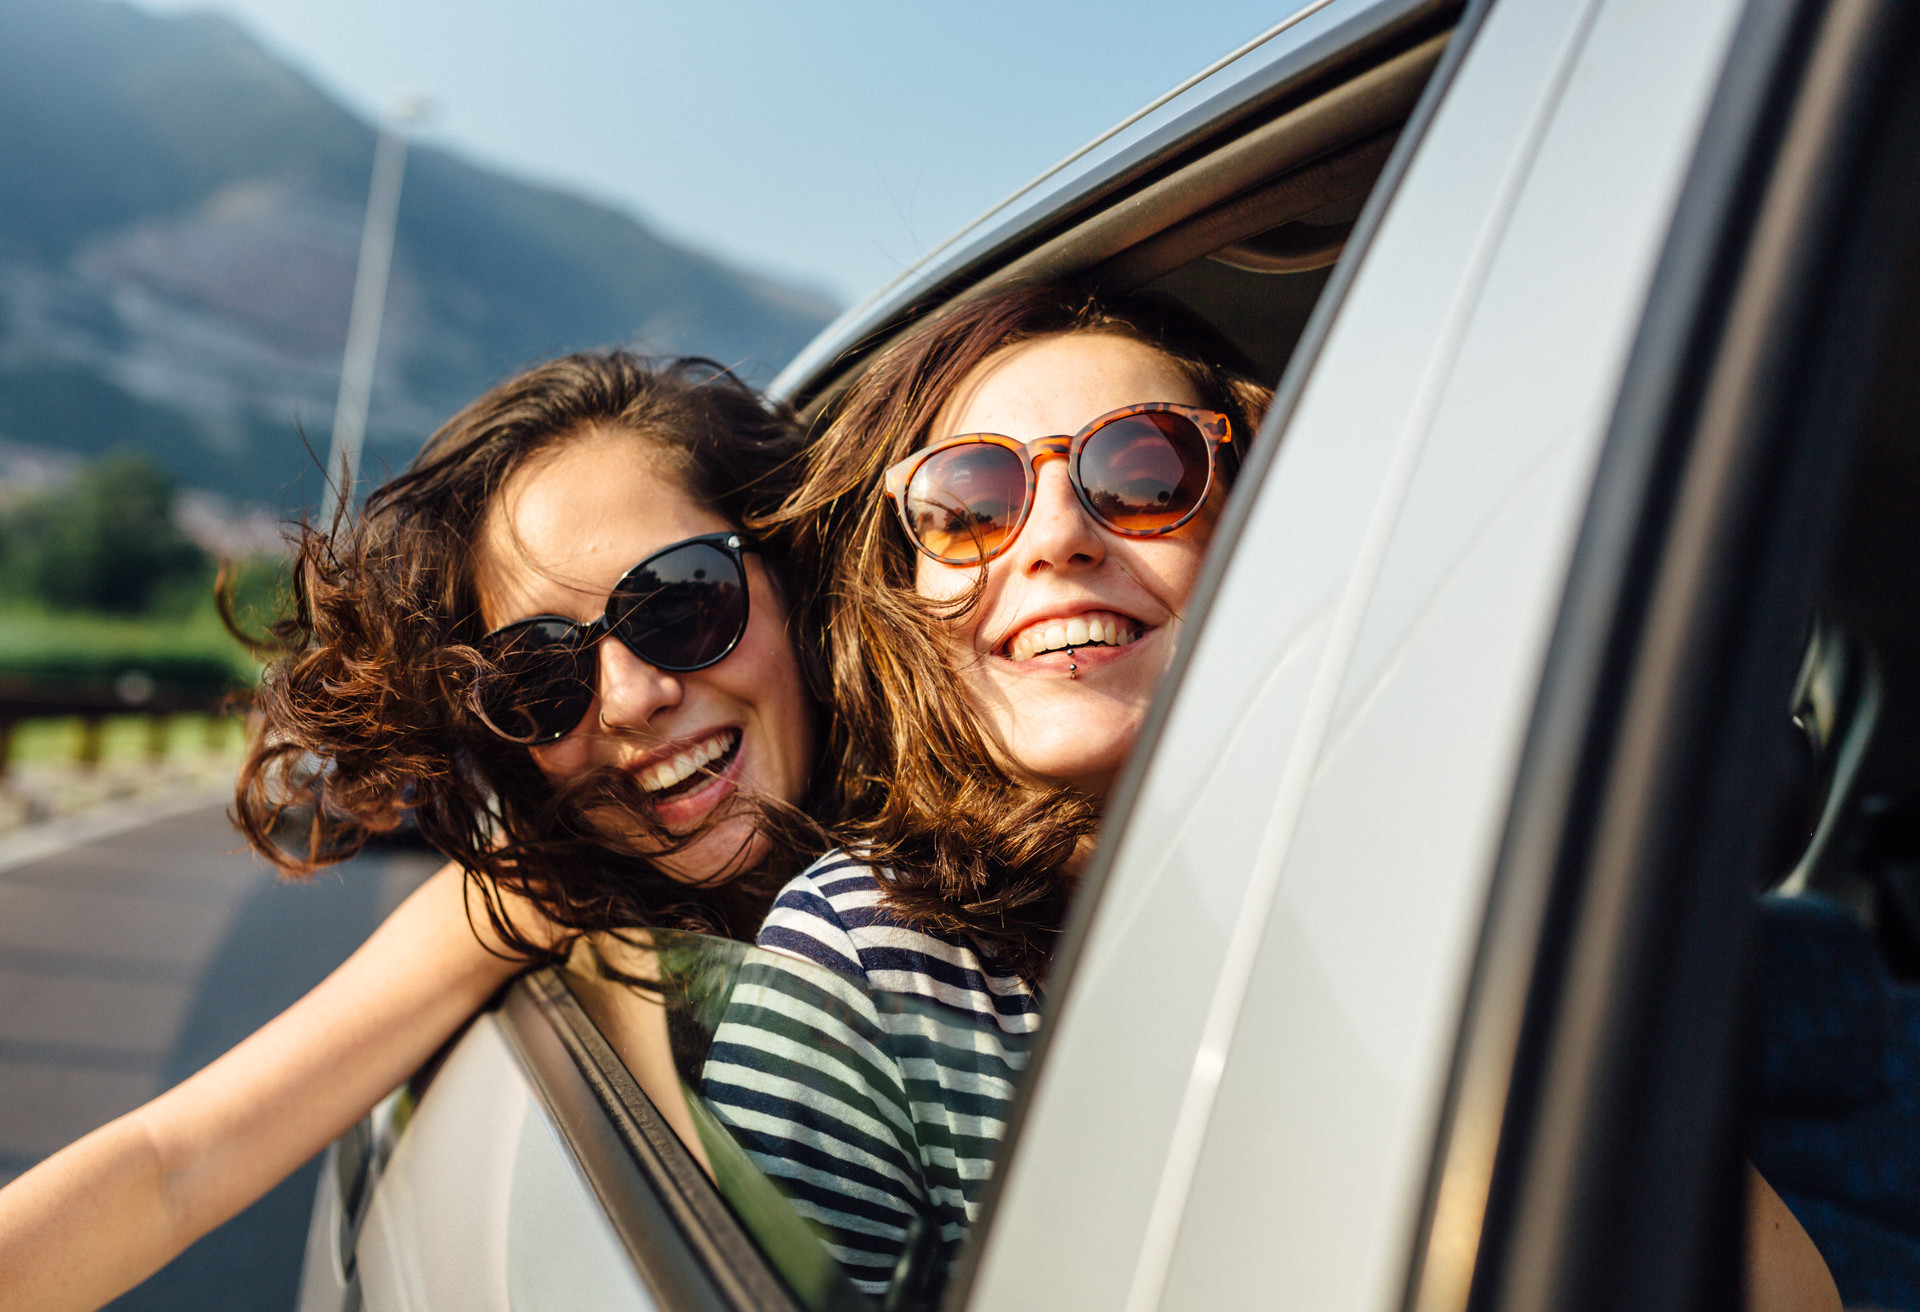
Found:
[1005,612,1142,662]
[637,732,734,793]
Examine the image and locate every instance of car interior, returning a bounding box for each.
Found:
[519,8,1470,1312]
[1746,200,1920,1310]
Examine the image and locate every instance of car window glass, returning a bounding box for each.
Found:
[563,931,1032,1312]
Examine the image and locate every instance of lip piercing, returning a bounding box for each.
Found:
[1067,645,1078,679]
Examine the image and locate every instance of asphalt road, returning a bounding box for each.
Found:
[0,797,439,1312]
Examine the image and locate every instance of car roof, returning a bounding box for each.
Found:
[767,0,1447,409]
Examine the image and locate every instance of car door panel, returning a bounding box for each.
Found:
[351,1016,654,1312]
[505,1109,659,1312]
[353,1021,522,1312]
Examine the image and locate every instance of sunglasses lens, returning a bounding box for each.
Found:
[904,443,1027,563]
[610,540,749,670]
[1076,412,1213,533]
[476,619,595,745]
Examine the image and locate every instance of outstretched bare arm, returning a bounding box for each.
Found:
[0,862,531,1312]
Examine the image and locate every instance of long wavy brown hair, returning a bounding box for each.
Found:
[779,285,1272,984]
[230,352,823,954]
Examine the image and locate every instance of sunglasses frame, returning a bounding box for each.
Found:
[882,402,1233,566]
[473,530,755,745]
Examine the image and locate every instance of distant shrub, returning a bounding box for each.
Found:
[0,449,211,614]
[216,552,293,642]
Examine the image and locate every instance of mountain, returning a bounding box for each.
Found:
[0,0,839,507]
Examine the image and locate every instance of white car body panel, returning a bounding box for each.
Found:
[351,1017,655,1312]
[296,1133,353,1312]
[969,0,1747,1310]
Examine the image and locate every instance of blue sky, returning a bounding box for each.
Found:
[128,0,1284,306]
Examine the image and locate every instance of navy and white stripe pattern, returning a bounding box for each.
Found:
[700,852,1040,1295]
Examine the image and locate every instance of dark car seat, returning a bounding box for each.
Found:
[1751,892,1920,1309]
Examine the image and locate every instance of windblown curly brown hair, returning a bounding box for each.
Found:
[777,285,1272,985]
[229,352,823,955]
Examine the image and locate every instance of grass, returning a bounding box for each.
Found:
[0,594,264,689]
[0,595,259,775]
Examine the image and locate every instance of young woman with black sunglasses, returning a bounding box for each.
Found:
[0,352,828,1311]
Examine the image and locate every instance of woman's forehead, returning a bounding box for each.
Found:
[473,429,723,627]
[931,332,1203,442]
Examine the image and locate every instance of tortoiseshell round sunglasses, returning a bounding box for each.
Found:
[883,402,1233,566]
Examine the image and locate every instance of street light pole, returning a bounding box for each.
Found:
[323,98,428,527]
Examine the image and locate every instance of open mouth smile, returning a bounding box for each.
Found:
[1002,610,1146,663]
[634,727,743,800]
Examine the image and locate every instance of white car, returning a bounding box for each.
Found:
[298,0,1920,1308]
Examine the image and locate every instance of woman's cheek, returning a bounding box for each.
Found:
[529,738,587,783]
[914,555,986,612]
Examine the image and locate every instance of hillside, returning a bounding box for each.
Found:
[0,0,838,506]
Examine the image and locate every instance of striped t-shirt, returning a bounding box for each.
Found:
[699,852,1041,1296]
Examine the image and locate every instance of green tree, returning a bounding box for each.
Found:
[1,450,210,614]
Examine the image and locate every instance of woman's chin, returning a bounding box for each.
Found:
[987,724,1136,800]
[579,805,763,887]
[657,817,765,887]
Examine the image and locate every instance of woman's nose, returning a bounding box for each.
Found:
[592,634,684,730]
[1010,458,1105,575]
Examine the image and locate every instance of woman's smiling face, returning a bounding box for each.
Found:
[474,425,815,884]
[914,332,1223,800]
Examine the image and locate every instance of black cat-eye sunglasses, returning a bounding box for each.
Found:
[472,531,753,745]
